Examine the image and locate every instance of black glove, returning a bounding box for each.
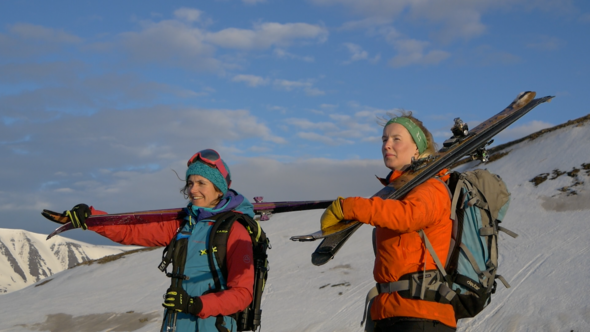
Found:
[162,286,203,316]
[62,204,91,230]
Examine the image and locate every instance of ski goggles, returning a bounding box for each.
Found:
[187,149,231,188]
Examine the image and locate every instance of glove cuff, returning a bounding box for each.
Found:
[188,296,203,316]
[334,196,345,220]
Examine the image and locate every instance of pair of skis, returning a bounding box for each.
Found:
[42,198,332,239]
[42,91,553,267]
[291,91,553,265]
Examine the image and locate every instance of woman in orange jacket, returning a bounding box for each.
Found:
[320,113,456,331]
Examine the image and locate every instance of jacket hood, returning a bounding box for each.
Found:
[187,189,255,222]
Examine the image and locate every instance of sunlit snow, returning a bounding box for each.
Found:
[1,118,589,331]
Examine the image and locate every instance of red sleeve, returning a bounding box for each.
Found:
[198,222,255,318]
[87,206,180,247]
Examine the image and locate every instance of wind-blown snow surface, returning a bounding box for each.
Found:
[0,229,137,294]
[0,117,589,331]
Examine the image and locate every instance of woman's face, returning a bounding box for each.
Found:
[382,123,420,171]
[187,175,222,208]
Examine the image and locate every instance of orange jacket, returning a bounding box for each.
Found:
[341,169,455,328]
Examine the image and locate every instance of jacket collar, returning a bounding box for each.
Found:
[376,168,450,186]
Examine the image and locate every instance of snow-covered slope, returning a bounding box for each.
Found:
[0,114,589,331]
[0,229,137,294]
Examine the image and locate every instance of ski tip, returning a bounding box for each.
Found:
[311,252,334,266]
[513,91,536,109]
[41,210,69,224]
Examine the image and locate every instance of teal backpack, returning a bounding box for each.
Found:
[363,169,517,329]
[435,169,517,319]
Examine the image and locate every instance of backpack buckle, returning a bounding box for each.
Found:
[409,271,441,299]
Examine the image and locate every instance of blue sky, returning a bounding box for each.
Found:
[1,0,588,244]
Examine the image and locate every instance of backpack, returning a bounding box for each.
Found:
[362,169,517,329]
[207,211,270,332]
[433,169,517,319]
[159,211,270,332]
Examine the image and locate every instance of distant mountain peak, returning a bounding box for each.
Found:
[0,228,136,294]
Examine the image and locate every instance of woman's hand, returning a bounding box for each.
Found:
[62,204,91,230]
[320,197,345,231]
[162,286,203,316]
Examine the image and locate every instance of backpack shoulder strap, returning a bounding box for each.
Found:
[158,216,190,273]
[207,211,243,290]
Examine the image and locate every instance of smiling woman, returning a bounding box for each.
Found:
[50,149,256,332]
[181,149,233,208]
[319,112,457,331]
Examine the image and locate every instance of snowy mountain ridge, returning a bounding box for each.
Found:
[0,228,137,294]
[0,113,589,331]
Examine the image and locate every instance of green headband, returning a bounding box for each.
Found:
[385,117,428,154]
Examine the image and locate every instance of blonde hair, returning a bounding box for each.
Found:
[380,110,437,159]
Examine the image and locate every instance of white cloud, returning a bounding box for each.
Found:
[471,45,521,66]
[297,132,354,145]
[305,87,326,96]
[273,79,325,96]
[232,157,386,201]
[9,23,82,43]
[285,110,381,145]
[242,0,267,4]
[109,11,327,71]
[329,114,350,122]
[173,8,203,22]
[309,0,525,43]
[232,74,269,87]
[284,118,339,131]
[273,79,308,91]
[267,105,288,114]
[526,36,566,51]
[119,20,220,71]
[361,135,382,143]
[416,4,486,43]
[273,48,315,62]
[338,17,393,31]
[247,145,271,153]
[310,0,408,19]
[320,103,338,109]
[354,108,389,119]
[230,110,287,144]
[388,38,450,67]
[342,43,381,65]
[342,43,368,64]
[205,22,328,50]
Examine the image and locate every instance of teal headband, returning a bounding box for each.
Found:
[385,117,428,154]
